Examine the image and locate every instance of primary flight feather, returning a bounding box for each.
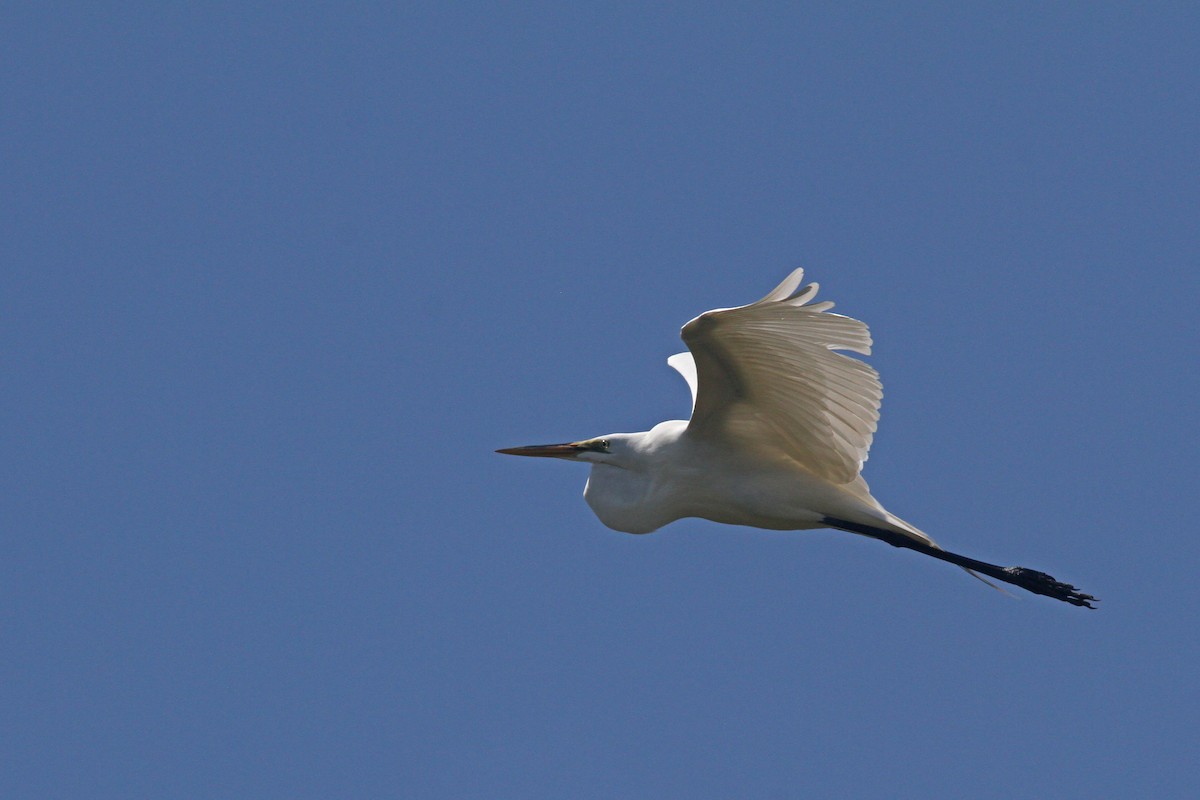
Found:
[498,269,1095,608]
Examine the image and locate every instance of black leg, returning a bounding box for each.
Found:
[821,517,1097,609]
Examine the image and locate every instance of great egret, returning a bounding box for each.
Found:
[499,269,1095,608]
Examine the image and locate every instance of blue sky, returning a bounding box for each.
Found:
[3,3,1198,797]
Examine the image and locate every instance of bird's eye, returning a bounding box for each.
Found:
[597,439,611,452]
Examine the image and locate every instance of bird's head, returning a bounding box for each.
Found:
[496,434,631,466]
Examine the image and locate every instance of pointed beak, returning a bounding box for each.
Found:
[495,442,586,459]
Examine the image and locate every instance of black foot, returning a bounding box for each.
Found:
[1004,567,1097,609]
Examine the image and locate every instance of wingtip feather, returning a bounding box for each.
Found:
[756,267,806,304]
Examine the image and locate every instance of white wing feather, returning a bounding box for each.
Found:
[666,352,699,412]
[679,268,882,485]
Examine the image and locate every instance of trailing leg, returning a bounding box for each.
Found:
[821,517,1097,609]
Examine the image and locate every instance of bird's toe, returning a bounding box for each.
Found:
[1004,566,1097,609]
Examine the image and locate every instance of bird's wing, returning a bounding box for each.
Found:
[679,268,881,485]
[666,352,699,413]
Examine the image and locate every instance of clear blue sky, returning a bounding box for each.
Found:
[4,4,1197,798]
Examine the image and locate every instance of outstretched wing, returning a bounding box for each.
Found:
[676,268,881,485]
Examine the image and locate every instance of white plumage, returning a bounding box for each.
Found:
[499,269,1095,607]
[676,270,879,485]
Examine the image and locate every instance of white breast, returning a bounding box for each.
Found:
[583,463,675,534]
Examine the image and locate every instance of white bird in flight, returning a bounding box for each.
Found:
[499,269,1095,608]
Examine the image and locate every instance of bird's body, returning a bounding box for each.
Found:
[581,420,905,538]
[499,269,1095,607]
